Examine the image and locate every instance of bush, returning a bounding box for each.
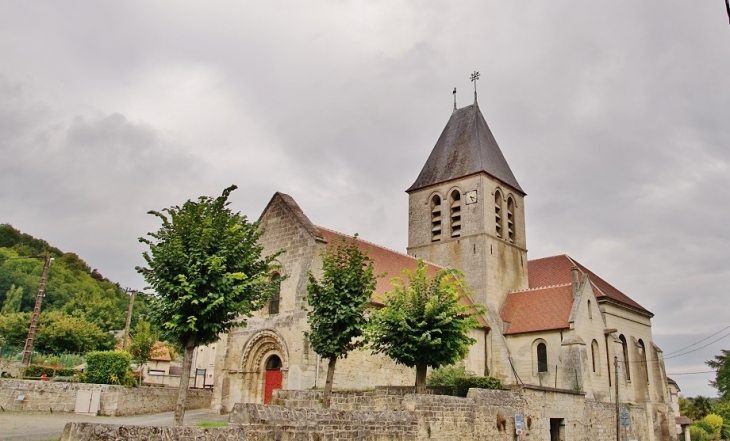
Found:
[703,414,723,440]
[427,365,475,386]
[453,376,503,397]
[84,351,134,387]
[24,364,75,378]
[690,424,711,441]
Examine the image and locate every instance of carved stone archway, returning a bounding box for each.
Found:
[239,329,289,403]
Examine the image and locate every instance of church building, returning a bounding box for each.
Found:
[210,96,674,438]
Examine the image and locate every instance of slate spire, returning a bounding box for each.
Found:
[407,103,524,194]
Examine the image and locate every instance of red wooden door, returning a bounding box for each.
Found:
[264,369,282,404]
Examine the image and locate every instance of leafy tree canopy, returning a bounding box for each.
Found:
[136,185,281,424]
[707,349,730,401]
[305,234,377,407]
[365,260,485,393]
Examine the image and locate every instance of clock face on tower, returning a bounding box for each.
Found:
[465,190,478,205]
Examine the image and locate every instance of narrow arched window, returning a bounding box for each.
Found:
[431,195,442,242]
[588,300,592,319]
[494,191,503,238]
[537,342,548,373]
[619,335,630,381]
[269,273,281,315]
[506,196,515,243]
[450,190,461,238]
[638,339,649,384]
[591,340,600,374]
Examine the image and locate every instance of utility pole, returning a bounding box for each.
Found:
[22,255,53,365]
[615,356,620,441]
[121,288,136,350]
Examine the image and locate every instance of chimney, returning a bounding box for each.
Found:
[571,266,581,296]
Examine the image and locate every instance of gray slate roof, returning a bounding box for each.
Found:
[407,104,524,194]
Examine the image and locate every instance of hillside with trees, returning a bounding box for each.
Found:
[0,224,151,354]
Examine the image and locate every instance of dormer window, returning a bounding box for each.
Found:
[431,195,442,242]
[507,196,515,243]
[494,191,503,238]
[450,190,461,238]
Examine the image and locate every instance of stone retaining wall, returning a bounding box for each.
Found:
[58,387,665,441]
[271,386,453,411]
[0,379,212,416]
[61,423,247,441]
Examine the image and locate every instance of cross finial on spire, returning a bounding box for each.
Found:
[453,87,457,111]
[470,71,480,103]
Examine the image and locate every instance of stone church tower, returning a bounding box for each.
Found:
[406,102,528,313]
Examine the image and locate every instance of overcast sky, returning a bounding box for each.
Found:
[1,1,728,397]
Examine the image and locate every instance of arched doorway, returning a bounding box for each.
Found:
[264,355,282,404]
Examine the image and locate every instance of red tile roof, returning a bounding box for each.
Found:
[528,254,650,315]
[500,284,573,334]
[317,227,488,328]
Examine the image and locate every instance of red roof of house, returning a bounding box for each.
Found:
[528,254,650,315]
[317,228,489,328]
[500,284,573,335]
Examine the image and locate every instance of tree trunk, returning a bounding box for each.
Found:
[415,362,428,394]
[322,357,337,409]
[174,336,196,426]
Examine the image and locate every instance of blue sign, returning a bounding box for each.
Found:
[620,404,631,428]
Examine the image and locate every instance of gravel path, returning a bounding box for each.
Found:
[0,408,229,441]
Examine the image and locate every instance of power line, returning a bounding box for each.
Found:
[667,371,715,375]
[665,330,730,360]
[665,324,730,356]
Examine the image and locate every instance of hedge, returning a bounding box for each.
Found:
[453,376,503,397]
[84,350,134,387]
[24,364,75,378]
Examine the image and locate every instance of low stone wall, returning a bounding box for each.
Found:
[0,359,25,378]
[0,379,212,416]
[231,403,418,440]
[61,423,247,441]
[57,387,665,441]
[272,386,453,411]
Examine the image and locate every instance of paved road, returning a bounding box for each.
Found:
[0,408,229,441]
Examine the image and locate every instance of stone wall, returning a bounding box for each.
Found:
[61,423,248,441]
[271,386,454,411]
[230,403,418,440]
[58,387,668,441]
[0,379,211,416]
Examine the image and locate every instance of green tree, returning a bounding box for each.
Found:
[0,312,30,347]
[136,185,281,425]
[1,284,23,314]
[305,235,377,408]
[35,311,108,353]
[365,261,485,393]
[707,349,730,401]
[127,320,161,385]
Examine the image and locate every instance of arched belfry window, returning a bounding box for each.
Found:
[591,340,600,374]
[619,335,630,381]
[431,195,442,242]
[537,342,548,373]
[494,191,503,238]
[450,190,461,238]
[269,273,281,315]
[506,196,515,243]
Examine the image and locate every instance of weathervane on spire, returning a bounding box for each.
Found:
[453,87,457,111]
[470,71,480,103]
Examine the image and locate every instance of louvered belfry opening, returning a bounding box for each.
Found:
[507,196,515,243]
[431,195,442,242]
[450,190,461,238]
[494,191,503,238]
